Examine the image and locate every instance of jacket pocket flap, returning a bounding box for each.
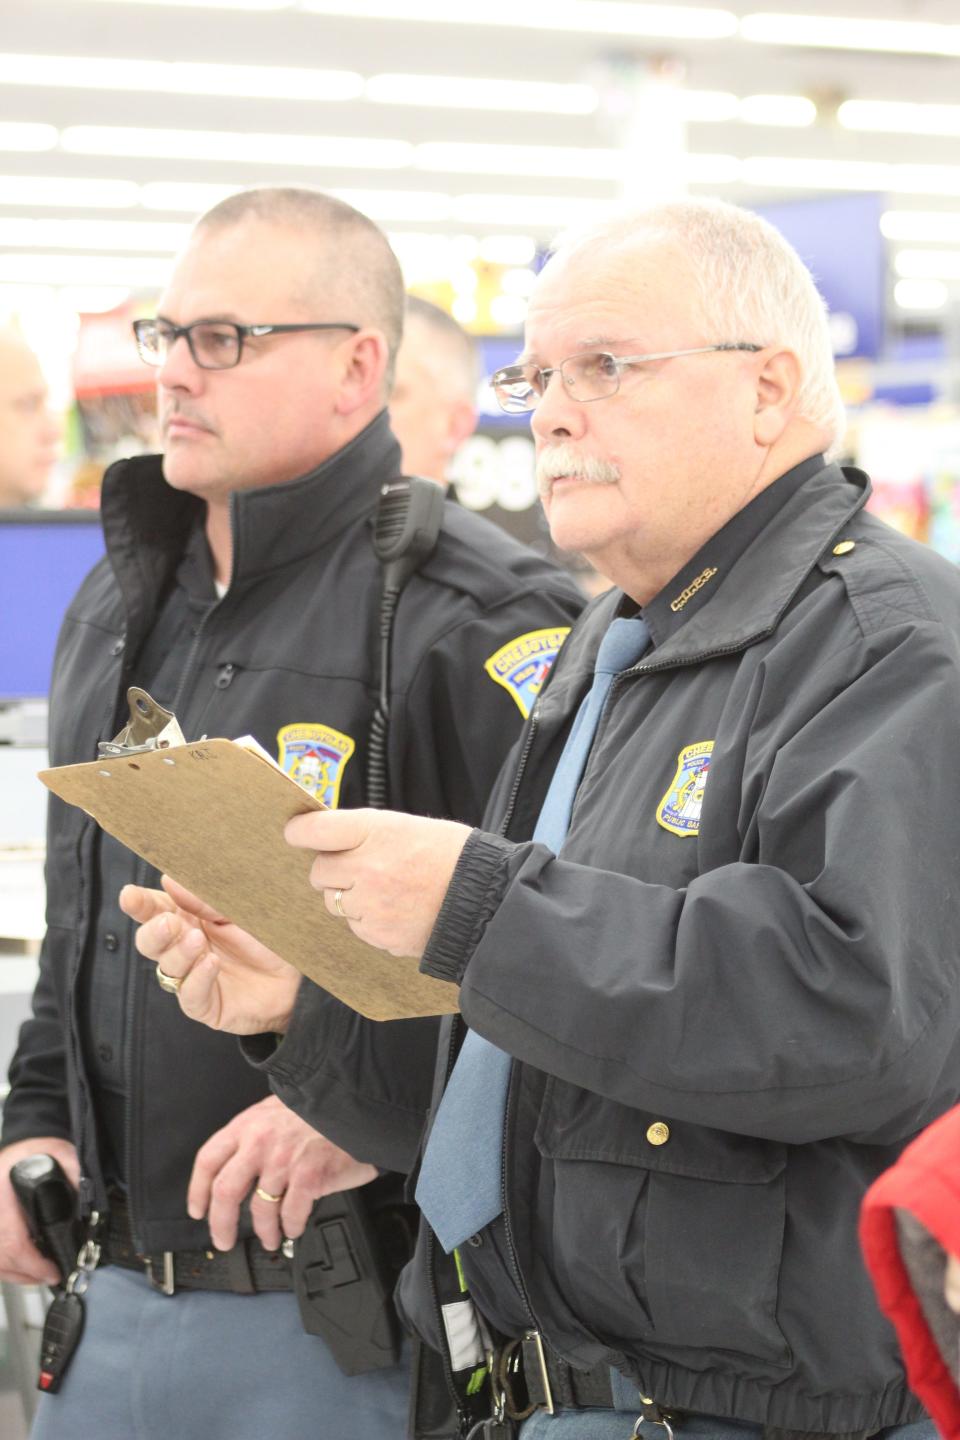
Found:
[534,1078,786,1184]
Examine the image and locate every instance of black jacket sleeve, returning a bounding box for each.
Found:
[1,924,73,1148]
[245,569,583,1168]
[241,984,439,1174]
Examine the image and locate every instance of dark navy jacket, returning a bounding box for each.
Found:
[1,412,582,1254]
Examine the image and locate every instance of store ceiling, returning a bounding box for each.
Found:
[2,0,960,311]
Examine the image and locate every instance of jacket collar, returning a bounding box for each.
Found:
[99,410,400,636]
[565,459,872,679]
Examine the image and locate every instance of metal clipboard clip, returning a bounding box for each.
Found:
[97,687,186,758]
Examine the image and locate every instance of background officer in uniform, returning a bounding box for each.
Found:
[0,328,60,508]
[132,199,960,1440]
[0,185,581,1439]
[389,295,479,490]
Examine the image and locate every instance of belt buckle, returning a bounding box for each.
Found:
[145,1251,175,1296]
[523,1329,554,1415]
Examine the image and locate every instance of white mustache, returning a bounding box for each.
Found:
[536,444,620,497]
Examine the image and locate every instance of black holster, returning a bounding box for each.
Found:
[292,1173,416,1376]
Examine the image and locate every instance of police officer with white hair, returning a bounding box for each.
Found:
[130,198,960,1440]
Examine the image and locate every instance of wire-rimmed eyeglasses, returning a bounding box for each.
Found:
[133,318,361,371]
[490,343,763,414]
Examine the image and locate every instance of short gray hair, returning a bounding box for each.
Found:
[555,198,846,450]
[197,187,405,384]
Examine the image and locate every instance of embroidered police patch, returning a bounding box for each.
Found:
[276,723,356,809]
[656,741,714,837]
[484,627,570,718]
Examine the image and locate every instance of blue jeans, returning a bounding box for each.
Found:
[519,1411,939,1440]
[29,1265,410,1440]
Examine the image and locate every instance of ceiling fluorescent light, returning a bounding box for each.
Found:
[0,254,172,286]
[302,1,738,41]
[59,286,134,314]
[140,182,452,222]
[739,95,816,127]
[0,54,364,101]
[366,74,597,115]
[328,189,453,221]
[0,175,140,208]
[416,142,625,180]
[743,156,960,198]
[683,153,740,183]
[139,181,243,212]
[893,278,948,310]
[62,127,413,169]
[881,211,960,244]
[0,218,190,251]
[87,0,290,9]
[451,194,612,228]
[677,91,739,124]
[895,248,960,280]
[740,13,960,58]
[0,123,58,152]
[839,100,960,139]
[890,166,960,198]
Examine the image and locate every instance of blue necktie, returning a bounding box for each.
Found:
[416,616,651,1253]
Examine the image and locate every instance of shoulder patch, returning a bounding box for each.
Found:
[484,627,570,718]
[277,723,355,809]
[656,741,714,837]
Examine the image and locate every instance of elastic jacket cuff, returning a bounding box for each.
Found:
[420,829,517,985]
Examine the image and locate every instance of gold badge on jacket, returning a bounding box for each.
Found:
[484,627,570,718]
[657,741,714,837]
[277,723,355,809]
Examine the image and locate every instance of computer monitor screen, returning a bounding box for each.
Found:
[0,510,106,701]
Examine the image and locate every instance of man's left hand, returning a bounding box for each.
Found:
[188,1095,377,1252]
[284,809,472,958]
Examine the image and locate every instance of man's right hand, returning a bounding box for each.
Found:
[0,1136,80,1286]
[121,878,302,1035]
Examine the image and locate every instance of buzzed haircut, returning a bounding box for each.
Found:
[405,295,480,398]
[197,187,405,382]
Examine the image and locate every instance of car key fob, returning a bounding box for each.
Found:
[37,1289,85,1393]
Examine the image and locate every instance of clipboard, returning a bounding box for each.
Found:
[39,737,460,1022]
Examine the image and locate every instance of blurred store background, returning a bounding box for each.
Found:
[2,3,960,1426]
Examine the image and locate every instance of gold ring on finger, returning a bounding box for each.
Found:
[254,1185,283,1204]
[333,888,347,920]
[155,964,183,996]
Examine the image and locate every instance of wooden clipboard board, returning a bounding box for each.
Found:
[40,740,459,1022]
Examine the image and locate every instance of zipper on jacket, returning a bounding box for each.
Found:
[72,637,136,1217]
[122,586,221,1248]
[122,852,152,1252]
[498,1067,540,1338]
[169,599,219,718]
[425,1016,473,1435]
[69,840,96,1216]
[498,699,540,839]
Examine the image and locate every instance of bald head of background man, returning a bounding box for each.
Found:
[389,295,479,486]
[0,329,59,508]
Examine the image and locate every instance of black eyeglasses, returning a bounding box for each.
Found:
[491,343,763,414]
[133,318,361,371]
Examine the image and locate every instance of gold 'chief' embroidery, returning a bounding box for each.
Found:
[670,566,718,613]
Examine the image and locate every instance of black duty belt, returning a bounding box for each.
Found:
[101,1196,294,1296]
[503,1333,879,1440]
[499,1332,627,1417]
